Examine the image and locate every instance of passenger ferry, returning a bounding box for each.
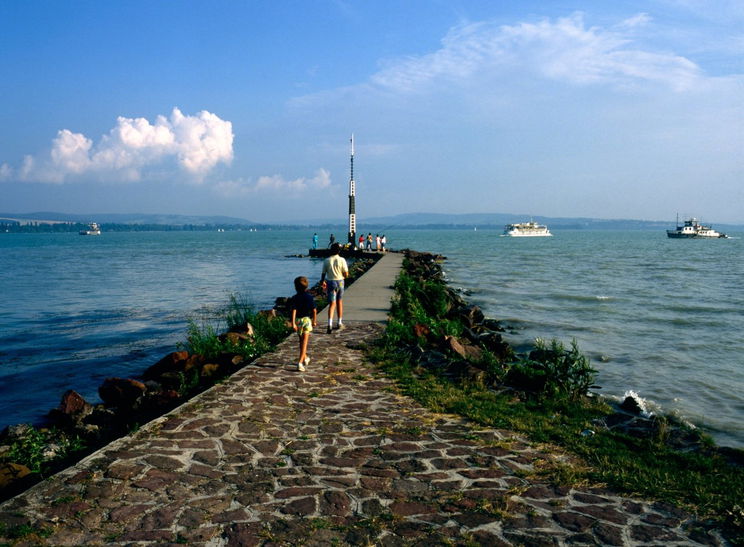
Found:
[79,222,101,235]
[666,217,727,239]
[502,221,552,237]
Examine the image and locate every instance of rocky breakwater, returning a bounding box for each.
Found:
[0,322,259,502]
[398,250,737,454]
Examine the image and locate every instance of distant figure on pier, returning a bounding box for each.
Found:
[366,233,372,251]
[358,234,364,250]
[328,233,336,248]
[289,276,317,372]
[320,243,349,334]
[375,234,381,251]
[312,233,318,249]
[381,234,386,252]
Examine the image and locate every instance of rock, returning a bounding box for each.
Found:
[98,378,147,408]
[443,335,483,362]
[0,462,32,488]
[419,350,449,370]
[158,371,184,391]
[478,332,513,361]
[459,305,485,328]
[413,323,430,339]
[142,351,189,381]
[58,390,90,416]
[620,394,645,415]
[1,423,33,442]
[183,354,204,373]
[444,335,467,358]
[229,322,255,337]
[200,363,221,378]
[446,361,486,384]
[220,331,248,345]
[482,318,505,332]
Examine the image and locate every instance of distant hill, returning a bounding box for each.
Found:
[2,211,741,231]
[358,212,743,231]
[0,212,255,226]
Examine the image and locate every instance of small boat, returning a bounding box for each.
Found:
[502,221,552,237]
[666,217,727,239]
[79,222,101,236]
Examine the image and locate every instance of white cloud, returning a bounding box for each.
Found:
[0,163,12,181]
[616,13,652,29]
[294,12,706,107]
[13,108,233,184]
[216,168,332,197]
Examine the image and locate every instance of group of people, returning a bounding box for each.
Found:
[357,233,386,251]
[288,242,348,372]
[311,232,387,251]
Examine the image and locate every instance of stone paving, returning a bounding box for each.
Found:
[0,323,727,546]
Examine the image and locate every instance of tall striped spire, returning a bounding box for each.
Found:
[348,134,356,245]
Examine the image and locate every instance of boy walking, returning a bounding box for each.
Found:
[289,276,317,371]
[320,243,349,334]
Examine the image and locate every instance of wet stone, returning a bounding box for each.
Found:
[452,511,500,528]
[389,500,438,516]
[573,492,611,504]
[280,496,317,516]
[109,503,150,523]
[593,522,624,546]
[553,511,596,532]
[143,454,184,471]
[575,504,628,525]
[225,522,265,547]
[320,490,352,516]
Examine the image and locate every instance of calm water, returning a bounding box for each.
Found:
[1,229,742,448]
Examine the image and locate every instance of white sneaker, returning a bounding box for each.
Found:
[298,363,305,372]
[337,323,345,331]
[304,356,311,367]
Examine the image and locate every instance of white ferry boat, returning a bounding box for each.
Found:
[502,221,552,237]
[666,218,727,239]
[79,222,101,235]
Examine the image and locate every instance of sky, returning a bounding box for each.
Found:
[1,0,742,224]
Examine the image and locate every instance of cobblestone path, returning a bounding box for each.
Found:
[0,324,726,546]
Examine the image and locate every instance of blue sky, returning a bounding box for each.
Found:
[1,0,742,223]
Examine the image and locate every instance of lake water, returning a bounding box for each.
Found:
[1,229,742,448]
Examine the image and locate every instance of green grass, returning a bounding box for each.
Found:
[371,257,744,540]
[184,292,291,361]
[6,427,84,475]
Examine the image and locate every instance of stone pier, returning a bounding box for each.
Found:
[0,253,726,545]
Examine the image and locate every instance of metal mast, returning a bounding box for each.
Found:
[348,134,356,245]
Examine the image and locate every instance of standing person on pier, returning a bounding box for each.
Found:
[320,243,349,334]
[358,233,364,250]
[312,233,318,249]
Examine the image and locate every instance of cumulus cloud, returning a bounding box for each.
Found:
[13,108,233,184]
[215,168,332,197]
